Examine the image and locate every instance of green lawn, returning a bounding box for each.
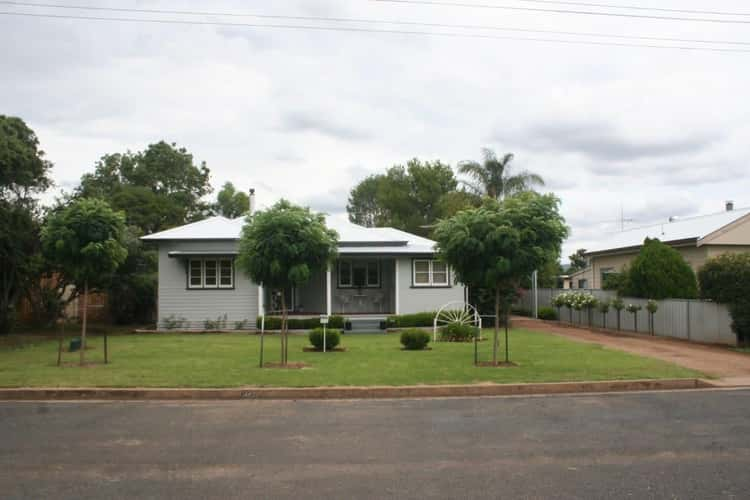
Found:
[0,329,702,388]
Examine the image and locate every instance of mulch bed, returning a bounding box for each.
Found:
[477,361,519,368]
[302,347,347,352]
[262,362,310,369]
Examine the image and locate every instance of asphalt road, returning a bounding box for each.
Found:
[2,390,750,499]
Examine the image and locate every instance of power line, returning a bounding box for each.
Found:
[372,0,750,24]
[511,0,750,18]
[1,2,749,48]
[2,11,749,53]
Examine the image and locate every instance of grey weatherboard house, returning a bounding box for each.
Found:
[142,207,465,330]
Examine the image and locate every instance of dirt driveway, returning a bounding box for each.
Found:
[514,317,750,384]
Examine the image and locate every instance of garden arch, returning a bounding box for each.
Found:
[433,301,482,342]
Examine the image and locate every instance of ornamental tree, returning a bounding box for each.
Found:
[623,238,698,299]
[698,252,750,346]
[434,192,568,365]
[237,200,338,366]
[41,198,128,365]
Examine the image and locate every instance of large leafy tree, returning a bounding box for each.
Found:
[435,192,568,365]
[78,141,212,231]
[458,148,544,200]
[237,200,338,366]
[213,182,249,218]
[41,198,128,364]
[623,238,698,300]
[0,115,52,334]
[347,159,474,236]
[76,141,212,324]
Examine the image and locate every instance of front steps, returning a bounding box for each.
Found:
[346,317,387,333]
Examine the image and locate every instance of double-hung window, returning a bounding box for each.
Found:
[412,259,450,287]
[188,258,234,289]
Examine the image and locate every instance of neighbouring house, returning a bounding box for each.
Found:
[572,202,750,289]
[142,202,465,330]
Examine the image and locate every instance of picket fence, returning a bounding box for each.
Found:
[516,288,736,346]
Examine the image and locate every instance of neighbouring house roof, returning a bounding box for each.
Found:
[142,215,438,255]
[585,207,750,256]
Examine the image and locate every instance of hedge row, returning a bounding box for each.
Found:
[256,315,345,330]
[386,312,436,328]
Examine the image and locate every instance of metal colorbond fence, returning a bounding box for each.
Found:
[516,289,736,346]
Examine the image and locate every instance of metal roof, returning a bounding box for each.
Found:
[142,215,438,254]
[585,207,750,255]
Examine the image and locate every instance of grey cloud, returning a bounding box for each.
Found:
[279,112,370,141]
[501,120,718,162]
[298,193,347,216]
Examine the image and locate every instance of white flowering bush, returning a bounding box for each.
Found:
[569,292,597,311]
[552,292,572,309]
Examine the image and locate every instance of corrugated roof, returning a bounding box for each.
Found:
[142,215,438,254]
[585,207,750,255]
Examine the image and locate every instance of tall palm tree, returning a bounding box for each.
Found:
[458,148,545,200]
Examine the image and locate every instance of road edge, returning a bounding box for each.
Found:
[0,378,720,401]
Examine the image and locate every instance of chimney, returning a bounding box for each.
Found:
[249,188,256,215]
[726,200,734,212]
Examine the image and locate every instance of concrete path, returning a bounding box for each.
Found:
[515,317,750,383]
[2,390,749,499]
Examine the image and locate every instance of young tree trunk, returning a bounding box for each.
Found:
[504,299,510,364]
[280,290,287,366]
[493,286,500,365]
[80,280,88,366]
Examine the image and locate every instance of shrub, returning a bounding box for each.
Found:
[511,307,531,317]
[623,238,698,299]
[699,253,750,345]
[387,312,436,328]
[439,322,479,342]
[204,314,228,331]
[308,327,342,350]
[256,315,345,330]
[538,307,557,321]
[162,314,186,330]
[234,319,249,330]
[400,329,431,350]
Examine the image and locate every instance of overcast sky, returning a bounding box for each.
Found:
[2,0,749,261]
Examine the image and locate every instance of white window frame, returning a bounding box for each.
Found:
[188,258,234,289]
[188,259,203,289]
[204,259,219,289]
[338,259,380,288]
[412,259,450,287]
[219,259,234,288]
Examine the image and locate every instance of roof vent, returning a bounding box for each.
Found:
[726,200,734,212]
[668,216,678,223]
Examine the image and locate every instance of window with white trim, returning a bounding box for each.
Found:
[413,259,450,287]
[188,258,234,289]
[338,259,380,288]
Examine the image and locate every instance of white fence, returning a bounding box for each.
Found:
[516,289,736,346]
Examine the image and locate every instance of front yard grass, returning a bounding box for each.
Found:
[0,328,702,388]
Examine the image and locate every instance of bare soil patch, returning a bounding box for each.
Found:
[262,362,310,369]
[477,361,519,368]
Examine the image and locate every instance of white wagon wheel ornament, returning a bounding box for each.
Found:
[433,301,482,342]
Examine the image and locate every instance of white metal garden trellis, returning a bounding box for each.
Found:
[433,301,482,342]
